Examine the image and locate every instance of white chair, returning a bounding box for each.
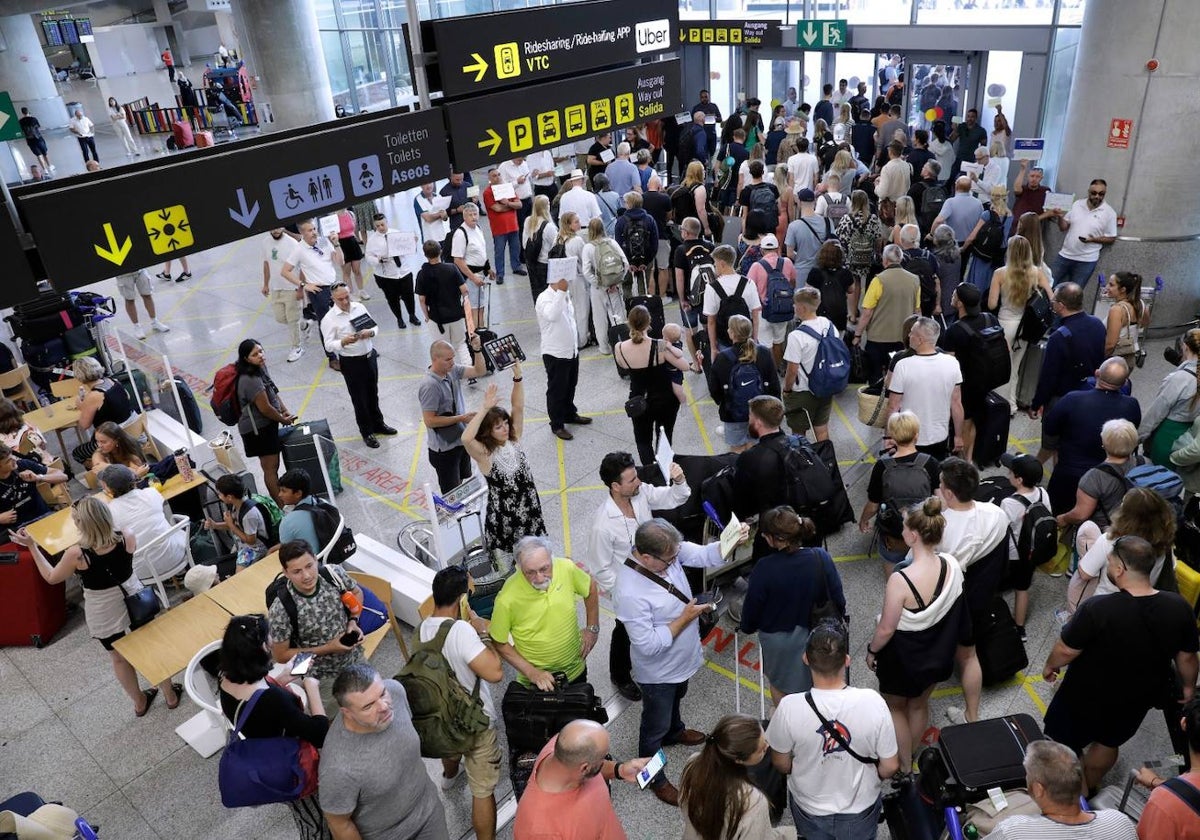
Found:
[175,639,229,758]
[133,514,193,605]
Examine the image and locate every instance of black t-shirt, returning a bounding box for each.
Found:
[0,458,49,525]
[19,116,42,142]
[805,265,856,331]
[672,239,714,284]
[906,147,935,174]
[738,182,780,238]
[643,191,672,242]
[867,451,942,503]
[587,142,610,181]
[415,262,466,324]
[219,684,330,746]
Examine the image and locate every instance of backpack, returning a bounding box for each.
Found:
[243,495,282,547]
[918,182,948,226]
[823,194,850,221]
[713,276,752,345]
[685,244,717,309]
[218,690,317,807]
[622,215,654,266]
[956,316,1012,393]
[765,435,837,523]
[1013,490,1057,569]
[796,322,852,397]
[295,499,357,564]
[397,620,490,758]
[210,364,241,425]
[972,212,1007,264]
[748,183,779,225]
[721,348,764,422]
[876,454,934,537]
[759,258,795,323]
[265,565,352,647]
[1099,462,1185,502]
[547,239,567,260]
[592,238,627,288]
[1017,287,1054,344]
[440,226,464,263]
[902,248,938,313]
[846,219,876,271]
[524,221,549,271]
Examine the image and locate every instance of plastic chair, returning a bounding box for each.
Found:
[132,514,193,605]
[49,378,79,401]
[348,571,411,661]
[0,364,39,410]
[36,464,73,510]
[176,638,229,758]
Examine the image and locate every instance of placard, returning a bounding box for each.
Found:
[1012,138,1044,160]
[489,182,516,201]
[547,257,578,285]
[1044,192,1074,213]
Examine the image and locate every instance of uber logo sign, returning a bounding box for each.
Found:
[635,19,671,53]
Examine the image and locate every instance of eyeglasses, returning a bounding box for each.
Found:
[1111,535,1134,570]
[1088,190,1106,197]
[649,547,680,566]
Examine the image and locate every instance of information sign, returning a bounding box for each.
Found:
[0,92,22,142]
[678,21,781,47]
[1012,138,1044,160]
[794,19,847,49]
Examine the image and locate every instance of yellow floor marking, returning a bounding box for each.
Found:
[684,379,714,455]
[557,436,571,556]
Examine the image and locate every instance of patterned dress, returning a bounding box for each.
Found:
[485,442,546,554]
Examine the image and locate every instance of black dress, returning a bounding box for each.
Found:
[618,339,681,466]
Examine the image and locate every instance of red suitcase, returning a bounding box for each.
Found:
[171,119,194,149]
[0,542,66,647]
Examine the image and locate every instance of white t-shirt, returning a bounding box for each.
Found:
[415,193,450,243]
[888,352,963,446]
[786,152,821,192]
[450,224,488,267]
[261,233,297,292]
[1079,533,1167,598]
[702,273,762,319]
[784,315,833,393]
[286,239,338,287]
[766,686,897,817]
[1058,199,1118,262]
[417,617,496,722]
[526,150,556,187]
[498,159,532,200]
[939,501,1011,570]
[813,191,845,217]
[1000,487,1049,561]
[559,188,602,227]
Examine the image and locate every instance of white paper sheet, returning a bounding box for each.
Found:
[490,182,516,201]
[547,257,578,285]
[654,434,674,487]
[430,195,451,211]
[720,511,742,558]
[599,148,616,163]
[1045,192,1075,213]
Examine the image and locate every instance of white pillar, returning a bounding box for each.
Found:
[0,15,66,126]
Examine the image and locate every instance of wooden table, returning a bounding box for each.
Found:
[111,596,231,686]
[24,400,82,461]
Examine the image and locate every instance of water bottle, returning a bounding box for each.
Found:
[174,447,194,482]
[963,824,980,840]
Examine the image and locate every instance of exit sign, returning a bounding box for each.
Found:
[796,19,847,50]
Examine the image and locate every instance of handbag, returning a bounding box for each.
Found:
[621,557,721,638]
[857,385,889,429]
[121,583,161,630]
[620,341,656,420]
[219,690,316,808]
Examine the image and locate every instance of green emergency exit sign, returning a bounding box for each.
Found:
[795,20,847,49]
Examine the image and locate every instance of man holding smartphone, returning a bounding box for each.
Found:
[321,283,397,449]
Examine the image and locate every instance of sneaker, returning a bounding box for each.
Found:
[151,319,170,333]
[439,764,462,791]
[177,272,192,282]
[155,271,171,282]
[359,290,371,300]
[945,706,967,726]
[286,346,304,363]
[133,323,146,339]
[1016,624,1027,642]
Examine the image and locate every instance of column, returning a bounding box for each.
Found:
[231,0,335,131]
[1052,0,1199,323]
[0,15,66,127]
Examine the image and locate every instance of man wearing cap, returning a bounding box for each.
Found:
[998,452,1051,641]
[558,169,601,228]
[939,283,1007,462]
[746,234,796,368]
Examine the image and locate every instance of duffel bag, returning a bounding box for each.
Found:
[501,673,608,754]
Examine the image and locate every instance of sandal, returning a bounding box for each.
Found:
[166,683,184,710]
[134,687,158,717]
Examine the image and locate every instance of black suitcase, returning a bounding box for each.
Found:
[20,338,69,390]
[501,674,608,755]
[281,419,341,499]
[974,596,1028,686]
[625,270,664,339]
[7,291,83,343]
[921,714,1045,808]
[972,391,1010,468]
[974,475,1012,505]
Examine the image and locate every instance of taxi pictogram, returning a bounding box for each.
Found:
[144,205,193,255]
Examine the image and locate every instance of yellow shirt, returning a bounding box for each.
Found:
[490,557,592,683]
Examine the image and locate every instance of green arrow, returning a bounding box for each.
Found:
[462,53,489,83]
[801,23,818,45]
[478,128,502,156]
[94,223,133,266]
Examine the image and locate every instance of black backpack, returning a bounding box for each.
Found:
[956,315,1011,392]
[763,436,837,528]
[748,183,779,226]
[876,454,933,537]
[548,239,567,260]
[918,182,948,228]
[1017,287,1054,344]
[713,277,752,345]
[901,248,938,314]
[265,565,352,647]
[295,499,357,564]
[971,212,1007,264]
[440,225,465,263]
[623,215,654,266]
[1013,490,1057,570]
[524,221,549,271]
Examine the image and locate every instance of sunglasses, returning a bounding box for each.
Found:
[1088,190,1106,197]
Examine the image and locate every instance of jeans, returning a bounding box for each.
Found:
[789,797,881,840]
[77,136,99,162]
[1051,254,1098,288]
[637,680,690,788]
[307,286,335,361]
[493,230,522,280]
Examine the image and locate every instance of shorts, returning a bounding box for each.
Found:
[783,390,832,433]
[338,236,364,262]
[1044,694,1151,753]
[724,420,752,447]
[760,320,790,346]
[655,240,671,270]
[679,302,701,330]
[27,138,48,157]
[460,726,503,798]
[465,273,487,308]
[241,423,282,458]
[116,271,153,300]
[98,631,125,651]
[962,387,989,422]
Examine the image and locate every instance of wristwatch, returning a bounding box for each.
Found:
[583,624,600,634]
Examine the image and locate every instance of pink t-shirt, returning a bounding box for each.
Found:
[513,737,628,840]
[337,211,356,239]
[747,253,797,302]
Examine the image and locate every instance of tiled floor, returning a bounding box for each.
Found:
[2,76,1179,840]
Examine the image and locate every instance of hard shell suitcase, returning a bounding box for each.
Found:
[974,596,1028,685]
[0,541,66,647]
[472,282,497,374]
[625,269,664,339]
[195,129,215,148]
[281,418,343,499]
[501,675,608,755]
[603,287,630,380]
[971,391,1010,468]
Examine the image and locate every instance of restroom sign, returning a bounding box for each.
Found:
[1107,118,1132,150]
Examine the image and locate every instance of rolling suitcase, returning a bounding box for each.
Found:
[0,542,66,647]
[921,714,1045,808]
[974,596,1028,685]
[603,287,630,380]
[281,418,343,498]
[1015,339,1044,409]
[971,391,1010,468]
[171,118,194,149]
[625,269,664,339]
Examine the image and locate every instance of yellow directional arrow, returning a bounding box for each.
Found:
[94,222,132,266]
[478,128,502,156]
[462,52,489,83]
[679,29,687,43]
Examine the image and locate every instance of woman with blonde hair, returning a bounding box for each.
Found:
[988,235,1052,408]
[580,217,629,354]
[14,497,181,715]
[772,164,792,246]
[829,148,857,193]
[672,161,714,239]
[890,196,918,245]
[1140,329,1200,464]
[707,314,780,452]
[988,138,1010,188]
[615,305,690,464]
[1013,210,1052,279]
[521,194,557,302]
[961,185,1012,299]
[70,355,137,465]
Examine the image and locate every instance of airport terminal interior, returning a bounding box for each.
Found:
[0,0,1192,837]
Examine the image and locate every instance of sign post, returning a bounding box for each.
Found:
[794,20,847,49]
[1107,118,1133,150]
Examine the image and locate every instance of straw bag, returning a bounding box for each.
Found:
[857,385,889,429]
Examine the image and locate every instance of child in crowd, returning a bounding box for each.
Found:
[998,452,1050,640]
[204,473,270,574]
[663,322,688,405]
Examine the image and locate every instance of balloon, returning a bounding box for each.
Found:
[925,108,937,121]
[935,107,945,119]
[802,75,810,89]
[987,83,1006,97]
[848,76,860,88]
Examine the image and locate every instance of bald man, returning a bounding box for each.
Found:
[513,720,650,839]
[418,338,487,492]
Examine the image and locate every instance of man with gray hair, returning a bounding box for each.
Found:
[321,663,450,840]
[899,222,940,317]
[99,463,188,583]
[591,173,621,236]
[888,315,965,459]
[929,176,984,245]
[852,243,920,384]
[605,141,642,198]
[489,535,600,691]
[616,517,749,806]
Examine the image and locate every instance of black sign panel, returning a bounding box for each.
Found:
[426,0,677,98]
[0,208,38,309]
[677,20,782,47]
[13,108,449,291]
[444,60,683,173]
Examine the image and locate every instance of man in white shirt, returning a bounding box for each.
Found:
[261,229,304,362]
[421,565,504,840]
[887,315,964,460]
[320,284,397,448]
[786,138,820,194]
[525,149,558,201]
[702,244,762,361]
[588,452,690,701]
[969,145,1004,201]
[535,277,591,441]
[812,174,846,219]
[413,182,450,244]
[283,219,344,367]
[783,286,834,441]
[363,213,423,330]
[498,155,534,243]
[69,108,98,163]
[768,623,898,837]
[875,141,912,203]
[1051,178,1118,288]
[781,87,799,119]
[558,169,601,227]
[450,203,494,333]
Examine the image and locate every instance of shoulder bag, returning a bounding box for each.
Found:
[804,692,878,765]
[622,556,720,638]
[98,536,161,630]
[218,689,319,808]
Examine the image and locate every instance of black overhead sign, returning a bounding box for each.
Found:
[444,60,683,173]
[0,208,38,309]
[13,108,449,291]
[677,20,782,47]
[425,0,677,98]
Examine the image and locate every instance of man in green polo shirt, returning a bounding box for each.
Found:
[490,535,600,691]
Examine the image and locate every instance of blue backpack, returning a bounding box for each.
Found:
[759,258,795,323]
[796,322,852,398]
[722,348,764,422]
